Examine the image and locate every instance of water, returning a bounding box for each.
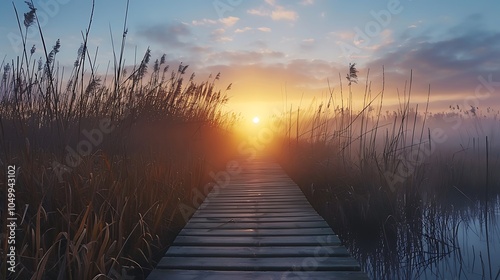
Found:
[322,196,500,279]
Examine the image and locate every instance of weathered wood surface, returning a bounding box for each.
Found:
[147,157,368,279]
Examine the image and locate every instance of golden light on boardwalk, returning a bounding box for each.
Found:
[147,159,367,279]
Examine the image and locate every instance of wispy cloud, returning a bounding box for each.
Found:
[235,27,252,33]
[205,49,285,65]
[211,28,233,42]
[248,9,268,17]
[219,16,240,27]
[300,38,316,50]
[301,0,314,5]
[247,1,298,21]
[271,7,298,21]
[235,27,272,33]
[137,22,191,48]
[191,19,217,26]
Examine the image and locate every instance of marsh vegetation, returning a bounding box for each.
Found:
[0,2,237,279]
[274,64,500,279]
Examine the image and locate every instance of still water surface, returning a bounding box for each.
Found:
[323,197,500,279]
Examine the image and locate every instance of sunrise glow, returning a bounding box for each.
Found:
[1,1,498,112]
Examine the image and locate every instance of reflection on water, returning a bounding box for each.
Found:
[321,196,500,279]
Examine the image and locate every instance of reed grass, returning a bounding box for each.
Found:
[0,1,237,279]
[273,65,500,279]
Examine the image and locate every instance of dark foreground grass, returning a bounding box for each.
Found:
[0,2,239,279]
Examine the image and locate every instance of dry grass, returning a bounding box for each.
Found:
[0,1,238,279]
[272,65,500,279]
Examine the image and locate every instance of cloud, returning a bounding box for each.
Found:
[235,27,252,33]
[271,7,299,21]
[248,9,268,17]
[300,38,316,51]
[191,19,217,26]
[211,28,232,42]
[137,22,191,48]
[194,58,346,113]
[234,27,271,33]
[247,1,298,21]
[257,27,272,32]
[329,31,355,40]
[366,25,500,103]
[301,0,314,5]
[205,50,285,65]
[219,16,240,27]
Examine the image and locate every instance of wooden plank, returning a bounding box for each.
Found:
[157,257,361,271]
[201,203,313,209]
[201,202,312,207]
[199,204,315,210]
[202,201,313,207]
[147,269,370,280]
[166,245,348,257]
[188,216,324,223]
[207,193,304,201]
[226,186,299,190]
[209,193,305,197]
[195,209,318,214]
[179,227,335,237]
[205,198,309,203]
[209,191,304,194]
[172,235,341,246]
[192,212,320,218]
[183,221,331,229]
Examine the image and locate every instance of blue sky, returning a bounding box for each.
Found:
[1,0,500,118]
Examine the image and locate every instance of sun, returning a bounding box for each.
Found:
[252,116,260,124]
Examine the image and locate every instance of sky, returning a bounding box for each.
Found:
[1,0,500,120]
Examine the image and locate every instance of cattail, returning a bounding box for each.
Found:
[30,44,36,55]
[160,54,166,65]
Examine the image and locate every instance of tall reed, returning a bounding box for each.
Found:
[273,64,500,279]
[0,2,237,279]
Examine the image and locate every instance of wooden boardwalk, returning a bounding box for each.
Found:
[147,157,369,279]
